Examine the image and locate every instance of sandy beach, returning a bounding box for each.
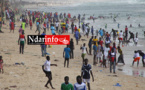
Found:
[0,14,145,90]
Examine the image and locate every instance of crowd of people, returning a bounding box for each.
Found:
[0,8,145,90]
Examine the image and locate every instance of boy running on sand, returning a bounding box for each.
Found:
[42,56,57,89]
[128,31,134,42]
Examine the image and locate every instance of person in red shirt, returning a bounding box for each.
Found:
[125,26,128,41]
[109,48,116,73]
[10,20,14,33]
[43,22,47,33]
[99,37,104,49]
[0,56,4,74]
[18,32,26,54]
[29,19,32,30]
[74,25,77,32]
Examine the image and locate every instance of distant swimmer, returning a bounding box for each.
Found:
[113,18,116,22]
[138,24,141,27]
[118,23,120,28]
[130,24,132,27]
[144,31,145,38]
[127,16,130,20]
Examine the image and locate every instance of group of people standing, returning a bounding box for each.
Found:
[1,8,145,90]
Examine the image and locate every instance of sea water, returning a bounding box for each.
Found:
[28,0,145,77]
[29,0,145,38]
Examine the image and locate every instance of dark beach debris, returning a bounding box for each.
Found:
[15,62,25,65]
[5,53,11,55]
[9,49,15,51]
[113,83,122,87]
[10,85,17,88]
[15,63,21,65]
[99,70,103,72]
[4,87,9,90]
[46,53,50,55]
[21,62,25,65]
[118,69,123,71]
[54,59,59,61]
[33,55,38,56]
[81,39,87,41]
[108,75,118,77]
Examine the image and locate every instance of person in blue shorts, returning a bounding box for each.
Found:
[63,45,71,68]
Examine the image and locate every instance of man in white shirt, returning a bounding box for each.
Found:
[80,43,88,64]
[85,24,88,37]
[134,36,138,46]
[97,42,102,64]
[55,21,59,32]
[132,51,140,67]
[102,44,110,68]
[119,30,123,45]
[42,56,57,89]
[105,38,111,46]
